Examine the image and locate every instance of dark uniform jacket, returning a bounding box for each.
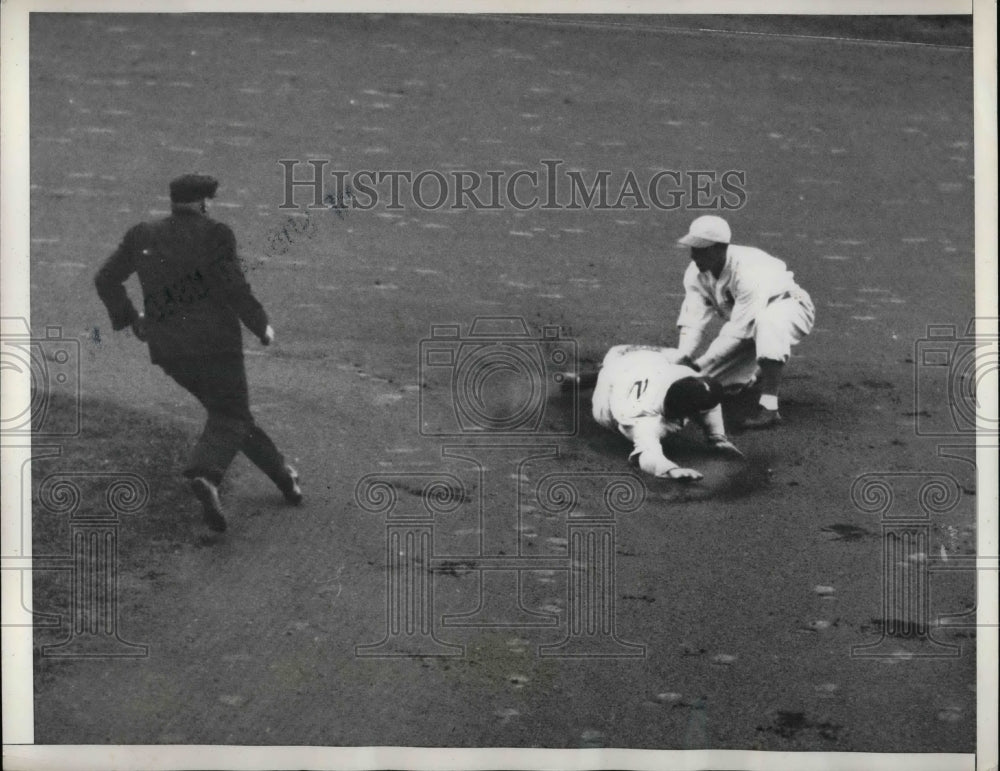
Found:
[95,210,268,365]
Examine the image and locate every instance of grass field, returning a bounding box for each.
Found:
[23,12,978,753]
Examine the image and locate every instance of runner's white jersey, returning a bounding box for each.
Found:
[591,345,725,477]
[592,346,690,432]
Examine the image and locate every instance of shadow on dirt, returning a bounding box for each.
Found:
[27,392,284,621]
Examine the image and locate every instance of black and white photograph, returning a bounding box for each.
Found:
[1,1,996,769]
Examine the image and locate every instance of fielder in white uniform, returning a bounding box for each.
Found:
[674,215,815,429]
[590,345,743,481]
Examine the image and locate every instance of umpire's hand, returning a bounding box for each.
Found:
[260,325,275,346]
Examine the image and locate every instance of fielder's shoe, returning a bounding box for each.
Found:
[739,406,782,430]
[190,477,227,532]
[557,372,575,392]
[722,376,758,400]
[276,464,303,505]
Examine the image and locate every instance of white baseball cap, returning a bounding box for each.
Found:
[678,215,732,248]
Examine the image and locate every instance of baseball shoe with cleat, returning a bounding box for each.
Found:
[190,477,227,532]
[276,464,303,505]
[558,370,599,392]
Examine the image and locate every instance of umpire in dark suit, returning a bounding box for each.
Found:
[95,174,301,532]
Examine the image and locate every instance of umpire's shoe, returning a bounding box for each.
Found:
[739,406,782,430]
[275,464,303,505]
[190,477,227,532]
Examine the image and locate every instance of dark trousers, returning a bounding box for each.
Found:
[162,355,285,487]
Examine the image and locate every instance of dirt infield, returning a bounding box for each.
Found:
[25,13,977,754]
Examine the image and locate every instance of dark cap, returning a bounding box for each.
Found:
[664,376,724,420]
[169,174,219,203]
